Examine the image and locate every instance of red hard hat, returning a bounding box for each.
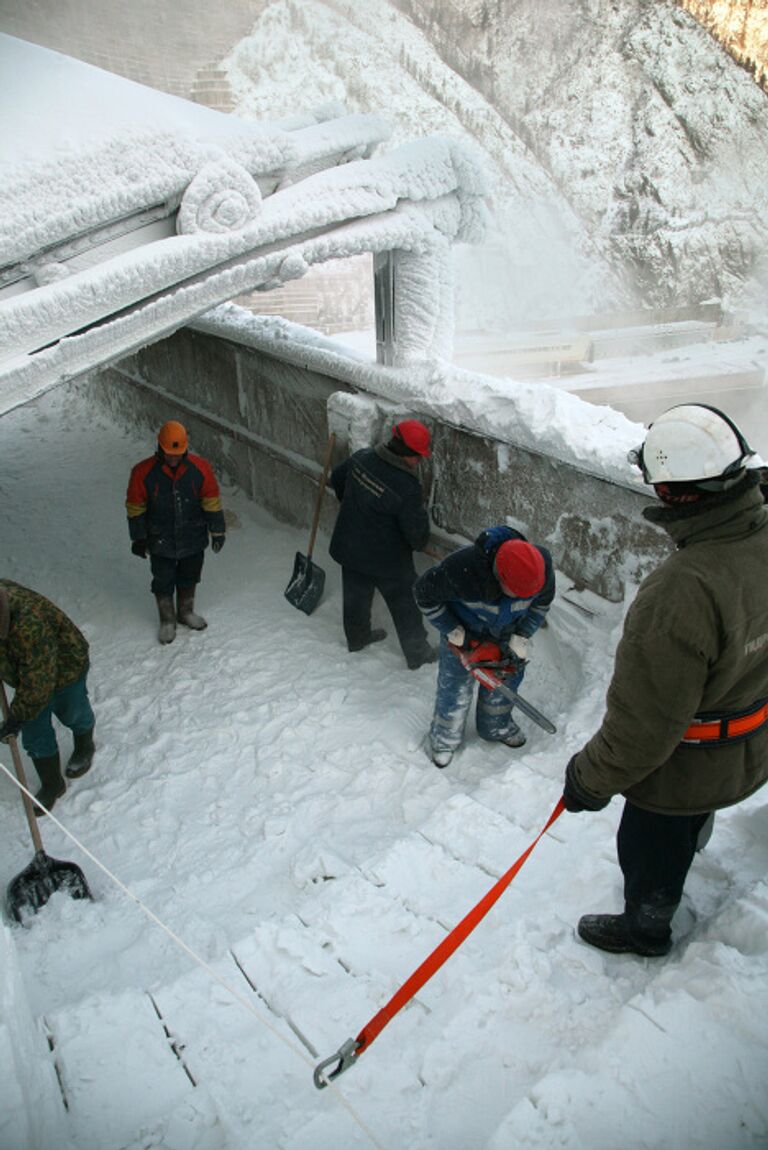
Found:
[158,420,188,453]
[494,540,545,598]
[393,419,431,457]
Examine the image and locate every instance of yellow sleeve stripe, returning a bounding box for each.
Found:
[202,496,222,512]
[126,501,147,518]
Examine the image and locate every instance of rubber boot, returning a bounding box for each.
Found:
[577,906,674,957]
[176,586,207,631]
[66,728,95,779]
[31,753,66,817]
[498,720,526,749]
[155,594,177,644]
[407,644,438,670]
[348,628,386,652]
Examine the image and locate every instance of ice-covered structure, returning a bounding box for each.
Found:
[3,31,679,613]
[0,34,487,411]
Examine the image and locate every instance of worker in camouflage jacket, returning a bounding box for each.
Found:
[330,420,436,670]
[563,404,768,957]
[0,580,95,815]
[414,526,554,768]
[126,420,226,645]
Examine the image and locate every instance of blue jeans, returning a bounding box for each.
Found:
[21,672,95,759]
[429,637,525,753]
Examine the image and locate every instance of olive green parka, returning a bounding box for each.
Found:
[0,580,89,722]
[571,478,768,814]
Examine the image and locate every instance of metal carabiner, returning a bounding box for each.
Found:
[313,1037,361,1089]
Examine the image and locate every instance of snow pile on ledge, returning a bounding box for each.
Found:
[194,304,642,484]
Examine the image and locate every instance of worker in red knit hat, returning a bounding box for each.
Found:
[414,526,554,768]
[329,419,437,669]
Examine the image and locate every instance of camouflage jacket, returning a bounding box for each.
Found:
[0,580,89,722]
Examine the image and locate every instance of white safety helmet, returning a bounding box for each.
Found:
[629,404,757,490]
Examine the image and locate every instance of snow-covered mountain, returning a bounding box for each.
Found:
[222,0,768,330]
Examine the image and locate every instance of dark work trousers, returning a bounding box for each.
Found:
[150,551,204,597]
[618,801,712,914]
[341,567,430,665]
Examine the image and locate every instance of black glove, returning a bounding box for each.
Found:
[562,755,610,813]
[131,539,148,559]
[0,713,23,743]
[211,534,225,554]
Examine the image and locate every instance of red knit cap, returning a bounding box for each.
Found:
[393,419,431,457]
[494,540,545,598]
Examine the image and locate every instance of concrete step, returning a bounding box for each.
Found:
[34,791,564,1145]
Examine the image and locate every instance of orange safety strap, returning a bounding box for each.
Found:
[314,797,565,1088]
[682,700,768,743]
[356,798,564,1054]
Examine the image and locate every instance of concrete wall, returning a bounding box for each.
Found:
[94,326,356,542]
[91,325,670,602]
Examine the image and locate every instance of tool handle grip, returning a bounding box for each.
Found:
[0,683,44,851]
[307,432,336,560]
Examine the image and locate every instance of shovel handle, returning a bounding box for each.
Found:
[306,432,336,561]
[0,683,44,852]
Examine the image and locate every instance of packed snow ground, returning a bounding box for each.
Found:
[1,384,768,1150]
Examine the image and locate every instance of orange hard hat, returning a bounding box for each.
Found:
[158,421,188,453]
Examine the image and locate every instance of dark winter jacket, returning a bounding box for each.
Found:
[126,452,225,560]
[329,445,430,579]
[414,526,554,643]
[0,580,89,722]
[570,478,768,815]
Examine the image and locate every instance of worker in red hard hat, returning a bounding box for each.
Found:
[414,526,554,768]
[329,419,437,670]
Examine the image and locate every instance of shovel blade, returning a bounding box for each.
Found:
[7,849,92,924]
[284,551,326,616]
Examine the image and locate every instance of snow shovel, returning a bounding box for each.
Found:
[284,432,336,615]
[1,685,92,923]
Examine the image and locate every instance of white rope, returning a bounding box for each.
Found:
[0,760,384,1150]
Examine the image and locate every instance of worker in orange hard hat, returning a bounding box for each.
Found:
[126,421,226,644]
[157,420,188,454]
[329,419,437,670]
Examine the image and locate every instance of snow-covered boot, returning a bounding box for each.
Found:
[432,748,454,769]
[577,911,672,957]
[499,721,526,749]
[176,587,207,631]
[348,628,386,652]
[155,595,177,644]
[66,728,95,779]
[31,753,66,816]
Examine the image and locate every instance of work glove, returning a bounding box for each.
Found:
[0,713,23,743]
[211,534,226,554]
[562,755,610,813]
[131,539,148,559]
[507,634,530,662]
[446,625,466,647]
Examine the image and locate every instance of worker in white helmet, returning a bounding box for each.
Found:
[562,404,768,957]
